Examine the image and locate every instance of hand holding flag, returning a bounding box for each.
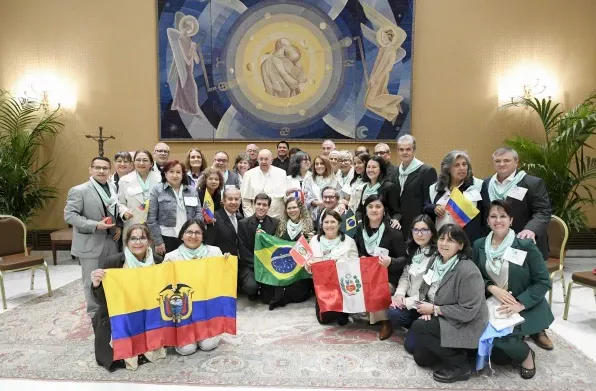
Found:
[445,188,479,227]
[290,235,313,266]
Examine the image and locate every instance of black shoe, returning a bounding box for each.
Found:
[520,348,536,380]
[107,359,126,372]
[138,354,150,366]
[433,368,471,383]
[337,316,349,326]
[269,298,287,311]
[247,293,259,301]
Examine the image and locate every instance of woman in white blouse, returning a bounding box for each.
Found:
[303,155,342,219]
[164,219,225,356]
[306,210,358,326]
[346,152,370,214]
[117,150,162,239]
[285,152,312,199]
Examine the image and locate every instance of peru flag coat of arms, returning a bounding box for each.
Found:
[311,257,391,314]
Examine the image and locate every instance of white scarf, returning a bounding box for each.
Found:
[90,177,118,216]
[320,236,341,258]
[362,182,381,203]
[124,247,155,268]
[485,229,516,276]
[398,158,424,194]
[363,223,385,255]
[286,219,303,240]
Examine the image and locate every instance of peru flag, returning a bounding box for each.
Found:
[311,257,391,314]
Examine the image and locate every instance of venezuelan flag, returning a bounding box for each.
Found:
[254,232,311,286]
[202,191,215,224]
[102,256,237,360]
[445,188,479,227]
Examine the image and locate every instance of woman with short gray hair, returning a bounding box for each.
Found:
[424,150,485,243]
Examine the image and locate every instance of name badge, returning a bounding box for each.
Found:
[225,185,236,190]
[464,189,482,202]
[507,186,528,201]
[423,269,434,285]
[127,186,143,196]
[503,247,527,266]
[184,197,198,207]
[374,247,389,257]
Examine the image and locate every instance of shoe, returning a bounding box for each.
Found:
[433,368,471,383]
[530,331,554,350]
[378,320,393,341]
[269,298,286,311]
[520,348,536,380]
[337,316,349,326]
[247,293,259,301]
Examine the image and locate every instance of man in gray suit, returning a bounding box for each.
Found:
[212,151,240,188]
[64,156,121,317]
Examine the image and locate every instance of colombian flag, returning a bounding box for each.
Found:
[254,232,311,286]
[445,188,479,227]
[202,191,216,224]
[102,256,237,360]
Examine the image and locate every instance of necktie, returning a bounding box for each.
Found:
[230,214,238,232]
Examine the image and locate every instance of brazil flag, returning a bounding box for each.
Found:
[254,232,311,286]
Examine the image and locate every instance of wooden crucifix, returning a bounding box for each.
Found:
[86,126,115,157]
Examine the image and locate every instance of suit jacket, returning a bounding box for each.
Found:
[356,181,401,222]
[354,224,408,286]
[385,162,397,182]
[205,208,241,256]
[237,215,279,271]
[64,180,118,258]
[480,173,551,259]
[224,170,241,188]
[272,157,290,173]
[91,252,163,370]
[419,257,489,349]
[473,237,554,336]
[392,164,437,233]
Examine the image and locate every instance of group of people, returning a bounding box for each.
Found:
[64,137,554,382]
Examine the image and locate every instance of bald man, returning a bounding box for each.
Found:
[374,142,396,180]
[321,139,336,157]
[153,142,170,172]
[240,149,287,218]
[246,143,259,169]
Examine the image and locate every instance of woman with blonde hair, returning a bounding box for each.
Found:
[185,148,207,188]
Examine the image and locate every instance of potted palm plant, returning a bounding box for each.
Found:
[504,92,596,231]
[0,89,63,223]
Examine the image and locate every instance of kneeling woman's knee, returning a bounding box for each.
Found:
[176,343,198,356]
[198,336,221,351]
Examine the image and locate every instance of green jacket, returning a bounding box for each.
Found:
[472,237,554,336]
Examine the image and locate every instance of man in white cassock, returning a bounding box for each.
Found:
[240,149,286,218]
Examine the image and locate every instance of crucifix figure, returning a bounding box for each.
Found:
[86,126,115,157]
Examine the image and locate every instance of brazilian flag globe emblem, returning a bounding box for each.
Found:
[254,232,311,286]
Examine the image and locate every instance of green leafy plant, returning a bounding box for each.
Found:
[0,89,63,223]
[504,92,596,231]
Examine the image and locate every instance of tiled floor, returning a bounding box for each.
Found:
[1,250,595,391]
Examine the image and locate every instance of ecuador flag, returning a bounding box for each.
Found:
[445,188,479,227]
[254,232,311,286]
[202,191,215,224]
[102,256,237,360]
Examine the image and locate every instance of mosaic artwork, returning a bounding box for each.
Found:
[157,0,414,141]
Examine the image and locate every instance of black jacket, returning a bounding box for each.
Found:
[480,173,551,259]
[392,164,437,234]
[237,215,279,271]
[205,208,241,256]
[91,252,163,371]
[272,157,290,174]
[354,224,408,286]
[356,181,401,222]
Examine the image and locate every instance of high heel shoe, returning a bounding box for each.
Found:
[520,348,536,380]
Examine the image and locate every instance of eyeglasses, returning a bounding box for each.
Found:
[155,149,170,154]
[128,237,148,244]
[92,166,110,172]
[135,159,150,163]
[184,230,203,237]
[411,228,431,235]
[375,150,390,155]
[246,149,258,153]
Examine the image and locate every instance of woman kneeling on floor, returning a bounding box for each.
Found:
[90,224,166,371]
[164,218,227,356]
[407,223,488,383]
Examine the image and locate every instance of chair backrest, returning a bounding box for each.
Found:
[547,215,569,263]
[0,215,28,257]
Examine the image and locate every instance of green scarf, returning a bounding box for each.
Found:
[320,236,341,258]
[362,182,381,203]
[398,158,424,194]
[136,171,152,200]
[363,223,385,255]
[485,229,516,275]
[177,244,209,260]
[90,177,118,215]
[488,170,526,201]
[411,246,431,264]
[286,220,303,240]
[430,254,459,284]
[124,247,155,268]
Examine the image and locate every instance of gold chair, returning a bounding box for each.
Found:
[546,215,568,306]
[563,271,596,320]
[0,215,52,310]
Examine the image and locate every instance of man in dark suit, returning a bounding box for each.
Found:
[374,143,396,180]
[272,140,291,174]
[205,188,241,255]
[391,135,437,235]
[237,193,279,300]
[480,147,553,350]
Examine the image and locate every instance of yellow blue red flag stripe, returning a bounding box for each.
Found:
[445,188,479,227]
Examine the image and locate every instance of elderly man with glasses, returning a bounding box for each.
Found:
[212,151,240,189]
[374,142,396,180]
[152,142,170,173]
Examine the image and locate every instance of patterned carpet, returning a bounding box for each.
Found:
[0,280,595,390]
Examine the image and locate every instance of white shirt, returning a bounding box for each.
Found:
[160,187,187,238]
[494,171,516,193]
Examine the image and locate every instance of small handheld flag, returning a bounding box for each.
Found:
[202,191,215,224]
[291,190,305,204]
[340,209,358,237]
[445,188,479,227]
[290,235,313,266]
